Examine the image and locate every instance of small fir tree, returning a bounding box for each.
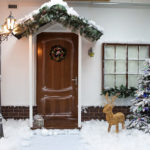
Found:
[127,59,150,133]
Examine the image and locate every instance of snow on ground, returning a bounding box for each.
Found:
[81,120,150,150]
[21,134,85,150]
[1,119,150,150]
[0,120,33,150]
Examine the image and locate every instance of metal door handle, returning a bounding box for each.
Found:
[72,77,78,85]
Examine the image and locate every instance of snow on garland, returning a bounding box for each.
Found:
[13,2,103,41]
[49,45,67,62]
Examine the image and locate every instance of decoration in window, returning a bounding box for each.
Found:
[49,45,67,62]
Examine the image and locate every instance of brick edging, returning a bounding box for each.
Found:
[81,106,131,121]
[1,106,37,119]
[1,106,130,120]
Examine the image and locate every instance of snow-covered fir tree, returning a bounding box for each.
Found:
[127,59,150,133]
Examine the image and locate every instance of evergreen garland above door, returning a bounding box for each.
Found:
[13,4,103,42]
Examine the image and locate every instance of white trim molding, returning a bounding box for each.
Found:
[78,33,82,128]
[29,30,82,128]
[29,35,34,128]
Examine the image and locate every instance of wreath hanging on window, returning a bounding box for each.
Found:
[49,45,67,62]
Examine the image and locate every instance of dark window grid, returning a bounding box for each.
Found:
[102,43,150,89]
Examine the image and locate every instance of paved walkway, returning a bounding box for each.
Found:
[21,135,87,150]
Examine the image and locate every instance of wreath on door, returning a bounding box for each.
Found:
[49,45,67,62]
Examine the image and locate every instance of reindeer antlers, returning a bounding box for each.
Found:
[105,92,111,104]
[105,92,120,104]
[111,93,120,105]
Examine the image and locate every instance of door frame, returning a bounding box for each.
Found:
[28,30,82,128]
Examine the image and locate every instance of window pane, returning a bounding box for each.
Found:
[128,60,138,74]
[116,75,126,87]
[116,46,127,60]
[128,46,138,60]
[138,74,142,81]
[139,46,149,60]
[128,75,138,88]
[116,60,126,74]
[104,75,114,88]
[104,60,114,74]
[104,45,114,59]
[139,61,145,74]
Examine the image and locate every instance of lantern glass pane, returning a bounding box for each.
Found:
[10,19,15,30]
[7,18,11,30]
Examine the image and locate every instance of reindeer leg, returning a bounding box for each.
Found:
[122,121,125,129]
[116,124,119,133]
[108,124,111,132]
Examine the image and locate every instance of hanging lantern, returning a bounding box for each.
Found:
[0,12,16,43]
[6,12,16,31]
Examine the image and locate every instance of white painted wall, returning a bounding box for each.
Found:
[1,1,150,106]
[110,0,150,3]
[75,4,150,106]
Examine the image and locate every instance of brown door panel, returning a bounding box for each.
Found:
[37,32,78,128]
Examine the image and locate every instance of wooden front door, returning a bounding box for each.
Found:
[37,32,78,129]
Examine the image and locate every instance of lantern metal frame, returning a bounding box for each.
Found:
[6,11,16,31]
[0,11,16,43]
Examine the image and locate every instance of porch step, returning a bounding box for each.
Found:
[44,116,78,129]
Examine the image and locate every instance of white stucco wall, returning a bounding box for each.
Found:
[1,1,150,106]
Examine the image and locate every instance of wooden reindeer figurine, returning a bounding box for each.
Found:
[103,93,125,133]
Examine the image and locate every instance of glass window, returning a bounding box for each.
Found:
[128,61,138,74]
[139,46,149,60]
[116,46,126,60]
[103,44,150,89]
[116,75,126,87]
[104,45,114,59]
[104,75,114,88]
[116,60,126,74]
[128,46,138,60]
[104,60,114,74]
